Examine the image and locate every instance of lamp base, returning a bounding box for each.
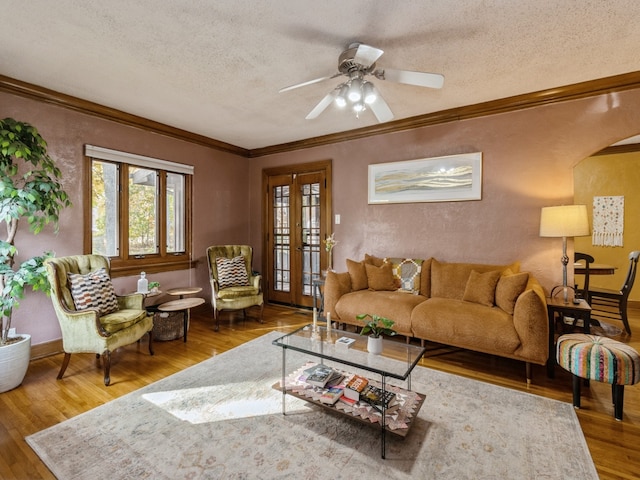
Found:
[550,285,577,305]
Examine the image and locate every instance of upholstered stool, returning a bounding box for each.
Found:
[556,334,640,420]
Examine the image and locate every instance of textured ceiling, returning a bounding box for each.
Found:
[2,1,640,150]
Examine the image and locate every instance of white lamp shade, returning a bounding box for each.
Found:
[539,205,590,237]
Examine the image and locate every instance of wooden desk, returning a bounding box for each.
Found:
[574,263,616,275]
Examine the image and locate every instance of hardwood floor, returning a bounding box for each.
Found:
[1,303,639,479]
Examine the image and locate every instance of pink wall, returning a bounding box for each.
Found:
[1,92,250,345]
[249,90,640,296]
[4,86,640,347]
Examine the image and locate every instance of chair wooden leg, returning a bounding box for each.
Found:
[103,350,112,386]
[258,303,264,323]
[526,362,532,385]
[148,330,155,355]
[620,302,632,335]
[572,374,581,409]
[57,353,71,380]
[613,384,625,421]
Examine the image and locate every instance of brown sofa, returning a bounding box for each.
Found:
[323,254,548,382]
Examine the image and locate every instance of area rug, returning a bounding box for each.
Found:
[27,332,598,479]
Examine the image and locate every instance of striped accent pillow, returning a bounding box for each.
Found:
[68,268,119,315]
[216,256,250,289]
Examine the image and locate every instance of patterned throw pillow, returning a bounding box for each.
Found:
[67,268,119,315]
[386,257,424,294]
[216,256,250,289]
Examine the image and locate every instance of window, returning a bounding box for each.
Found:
[86,145,193,276]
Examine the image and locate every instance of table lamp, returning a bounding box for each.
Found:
[539,204,590,304]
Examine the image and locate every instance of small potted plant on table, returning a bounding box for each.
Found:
[356,313,397,355]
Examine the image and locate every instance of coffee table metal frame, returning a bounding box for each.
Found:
[272,325,427,459]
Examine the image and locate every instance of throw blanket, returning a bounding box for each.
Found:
[592,195,624,247]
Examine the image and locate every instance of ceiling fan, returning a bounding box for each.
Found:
[279,42,444,123]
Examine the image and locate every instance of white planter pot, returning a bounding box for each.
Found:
[0,334,31,393]
[367,336,383,355]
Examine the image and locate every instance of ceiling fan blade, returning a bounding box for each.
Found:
[368,94,394,123]
[379,68,444,89]
[305,92,335,120]
[279,73,340,93]
[353,44,384,68]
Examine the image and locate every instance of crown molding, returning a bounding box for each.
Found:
[3,71,640,159]
[249,71,640,157]
[0,74,249,157]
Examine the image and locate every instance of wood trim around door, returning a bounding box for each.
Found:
[262,160,332,306]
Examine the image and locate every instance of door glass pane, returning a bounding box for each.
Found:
[273,185,290,292]
[129,167,158,255]
[301,181,321,296]
[166,173,185,253]
[91,160,119,256]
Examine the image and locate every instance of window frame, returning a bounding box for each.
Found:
[84,145,194,277]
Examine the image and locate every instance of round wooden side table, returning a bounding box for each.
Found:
[166,286,203,299]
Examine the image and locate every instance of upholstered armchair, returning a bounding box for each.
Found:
[44,254,154,386]
[206,245,264,331]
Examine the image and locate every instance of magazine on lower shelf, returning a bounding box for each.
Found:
[360,384,398,411]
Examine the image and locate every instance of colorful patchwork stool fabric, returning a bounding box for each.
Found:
[556,333,640,420]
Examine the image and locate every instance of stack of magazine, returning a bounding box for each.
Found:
[303,364,343,388]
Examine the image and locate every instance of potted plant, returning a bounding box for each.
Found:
[356,313,397,355]
[148,281,160,293]
[0,118,71,392]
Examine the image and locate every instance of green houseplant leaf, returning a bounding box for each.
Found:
[0,118,71,345]
[356,313,397,338]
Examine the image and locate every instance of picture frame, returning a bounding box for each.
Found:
[368,152,482,204]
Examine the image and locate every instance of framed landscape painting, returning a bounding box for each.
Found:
[368,152,482,204]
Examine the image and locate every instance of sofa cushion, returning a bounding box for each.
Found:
[431,259,520,300]
[495,271,530,314]
[419,257,432,298]
[335,290,426,336]
[347,258,368,291]
[216,255,249,289]
[411,298,521,354]
[462,270,502,306]
[365,263,398,291]
[364,253,386,267]
[67,268,119,315]
[386,257,424,294]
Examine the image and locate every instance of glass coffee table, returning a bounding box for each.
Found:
[272,324,427,459]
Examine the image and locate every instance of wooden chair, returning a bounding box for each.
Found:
[574,252,594,301]
[206,245,264,331]
[45,255,154,385]
[588,251,640,335]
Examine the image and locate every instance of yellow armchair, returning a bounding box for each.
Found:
[206,245,264,331]
[44,254,154,386]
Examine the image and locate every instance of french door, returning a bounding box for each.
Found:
[263,161,332,308]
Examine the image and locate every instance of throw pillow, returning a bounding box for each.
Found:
[462,269,502,307]
[386,257,424,294]
[495,271,530,314]
[365,263,398,291]
[67,268,119,315]
[216,255,250,289]
[364,253,386,267]
[346,258,368,291]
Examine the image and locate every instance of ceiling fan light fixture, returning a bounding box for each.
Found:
[334,84,348,108]
[353,102,365,113]
[348,77,363,102]
[362,82,377,104]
